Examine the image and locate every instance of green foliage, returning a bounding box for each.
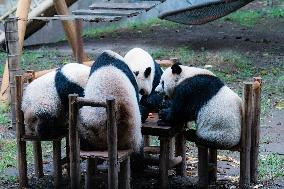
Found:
[268,7,284,18]
[83,19,179,39]
[259,153,284,180]
[223,10,262,27]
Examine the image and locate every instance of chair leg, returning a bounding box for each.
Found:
[175,133,186,176]
[66,136,70,177]
[198,146,209,189]
[18,140,28,188]
[119,156,131,189]
[209,148,217,184]
[159,137,170,189]
[53,140,62,188]
[86,158,97,189]
[33,141,44,179]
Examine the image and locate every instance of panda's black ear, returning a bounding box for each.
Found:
[171,63,182,74]
[144,67,152,78]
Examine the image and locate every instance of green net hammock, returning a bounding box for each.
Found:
[159,0,254,25]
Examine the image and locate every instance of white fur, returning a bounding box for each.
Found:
[22,71,59,119]
[60,63,91,88]
[196,86,242,147]
[124,48,155,95]
[79,65,142,152]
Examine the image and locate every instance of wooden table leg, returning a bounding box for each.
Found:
[53,140,62,188]
[159,137,170,189]
[209,148,217,184]
[198,146,209,189]
[175,133,186,176]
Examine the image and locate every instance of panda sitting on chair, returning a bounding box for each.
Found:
[155,63,242,149]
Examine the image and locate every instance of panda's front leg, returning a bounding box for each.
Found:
[157,108,173,126]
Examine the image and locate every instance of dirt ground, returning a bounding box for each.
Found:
[0,1,284,188]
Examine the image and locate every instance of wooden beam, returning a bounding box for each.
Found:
[89,1,161,11]
[53,0,88,63]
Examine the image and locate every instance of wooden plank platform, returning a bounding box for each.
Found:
[80,149,132,162]
[89,1,161,11]
[142,113,175,137]
[72,9,143,17]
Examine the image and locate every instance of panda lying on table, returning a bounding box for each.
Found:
[155,63,242,149]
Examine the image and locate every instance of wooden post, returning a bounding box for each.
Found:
[169,137,175,160]
[198,146,209,189]
[69,94,80,189]
[159,137,170,189]
[53,140,62,188]
[86,158,96,189]
[5,17,20,130]
[240,82,253,188]
[15,75,28,188]
[144,135,150,147]
[119,156,131,189]
[250,77,262,184]
[106,98,118,189]
[75,18,84,64]
[0,0,31,103]
[53,0,88,63]
[66,135,70,177]
[208,148,217,184]
[175,132,186,176]
[33,141,44,179]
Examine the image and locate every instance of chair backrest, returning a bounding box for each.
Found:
[68,94,117,188]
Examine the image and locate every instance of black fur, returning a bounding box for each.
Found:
[171,63,182,74]
[90,52,139,102]
[159,74,225,125]
[144,67,151,78]
[55,67,85,110]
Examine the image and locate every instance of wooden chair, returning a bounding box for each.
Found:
[142,114,187,189]
[69,94,132,189]
[15,73,69,188]
[197,77,262,189]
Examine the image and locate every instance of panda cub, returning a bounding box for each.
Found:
[124,48,165,122]
[22,63,90,137]
[78,50,142,152]
[156,64,242,148]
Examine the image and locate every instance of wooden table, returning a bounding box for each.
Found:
[142,114,186,189]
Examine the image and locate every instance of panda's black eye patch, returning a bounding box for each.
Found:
[134,71,139,76]
[144,67,151,78]
[162,81,164,89]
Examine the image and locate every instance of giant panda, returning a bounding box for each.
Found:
[124,48,166,122]
[78,50,142,153]
[155,64,242,148]
[22,63,90,137]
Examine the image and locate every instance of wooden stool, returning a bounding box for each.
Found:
[142,114,186,189]
[15,74,69,188]
[69,94,132,189]
[197,78,262,189]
